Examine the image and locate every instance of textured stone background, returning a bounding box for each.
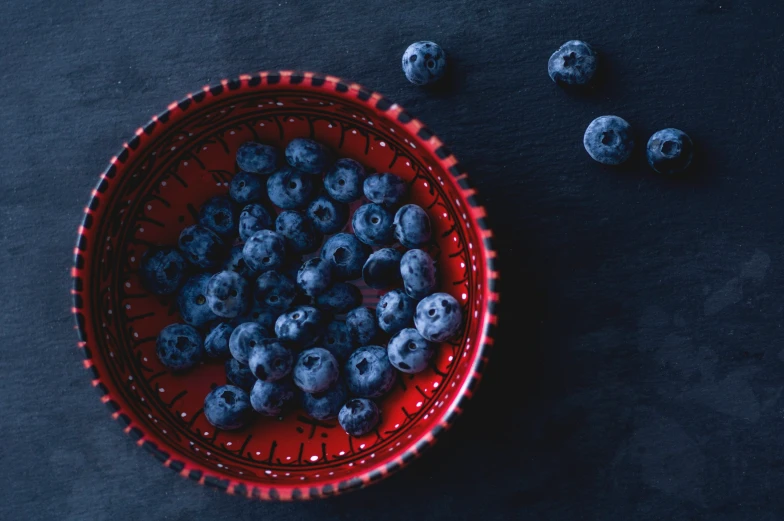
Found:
[2,0,784,519]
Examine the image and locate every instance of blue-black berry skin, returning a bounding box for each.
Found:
[275,305,324,346]
[276,210,322,254]
[362,248,402,289]
[321,233,371,281]
[251,379,297,416]
[307,195,349,235]
[297,257,333,297]
[223,245,257,279]
[414,292,463,342]
[402,41,447,86]
[204,322,234,358]
[394,204,431,248]
[363,173,407,206]
[236,141,278,174]
[225,358,257,392]
[198,196,237,238]
[204,385,252,430]
[229,321,270,364]
[178,224,225,269]
[249,338,294,382]
[232,301,277,331]
[253,270,297,312]
[400,249,437,299]
[302,382,348,421]
[387,328,435,374]
[156,323,204,371]
[178,273,219,328]
[339,398,380,437]
[293,347,340,393]
[267,167,315,209]
[322,320,355,362]
[346,307,377,345]
[139,247,187,295]
[324,158,366,203]
[352,203,395,246]
[242,230,286,273]
[583,116,635,165]
[344,346,397,398]
[285,138,332,175]
[230,171,265,204]
[238,203,274,241]
[548,40,597,86]
[315,282,362,314]
[206,270,250,319]
[646,128,694,175]
[376,289,416,334]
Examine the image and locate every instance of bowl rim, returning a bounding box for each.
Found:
[71,70,500,500]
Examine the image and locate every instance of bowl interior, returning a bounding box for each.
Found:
[75,73,494,499]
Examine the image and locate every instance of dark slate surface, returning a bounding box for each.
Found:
[2,0,784,519]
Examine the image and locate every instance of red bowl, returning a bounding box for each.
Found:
[72,71,499,500]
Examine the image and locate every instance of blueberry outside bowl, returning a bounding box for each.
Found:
[71,71,499,500]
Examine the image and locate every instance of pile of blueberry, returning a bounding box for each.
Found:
[141,138,463,438]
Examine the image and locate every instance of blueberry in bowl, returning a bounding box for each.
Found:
[73,72,498,500]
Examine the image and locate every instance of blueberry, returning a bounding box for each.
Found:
[178,273,219,328]
[376,289,416,334]
[198,196,237,238]
[156,323,203,371]
[362,248,402,289]
[229,321,270,364]
[646,128,694,175]
[267,167,315,209]
[242,230,286,272]
[402,41,447,86]
[139,246,187,295]
[346,307,377,345]
[285,138,332,175]
[400,249,436,299]
[253,270,297,312]
[321,233,371,281]
[296,257,333,297]
[301,382,348,421]
[339,398,380,437]
[324,158,366,203]
[204,322,234,358]
[233,301,278,331]
[414,292,463,342]
[307,195,349,235]
[238,203,274,241]
[230,171,265,204]
[236,141,278,174]
[344,346,396,398]
[276,210,322,254]
[353,203,395,247]
[322,320,355,362]
[363,173,407,207]
[206,270,250,318]
[315,282,362,314]
[250,379,297,416]
[178,224,225,269]
[387,328,435,373]
[293,347,340,393]
[204,385,252,430]
[223,245,257,278]
[583,115,635,165]
[274,305,324,345]
[225,358,256,392]
[548,40,597,86]
[394,204,431,248]
[249,338,294,382]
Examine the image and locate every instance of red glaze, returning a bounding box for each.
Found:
[72,71,499,500]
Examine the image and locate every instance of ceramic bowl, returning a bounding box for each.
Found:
[72,71,499,500]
